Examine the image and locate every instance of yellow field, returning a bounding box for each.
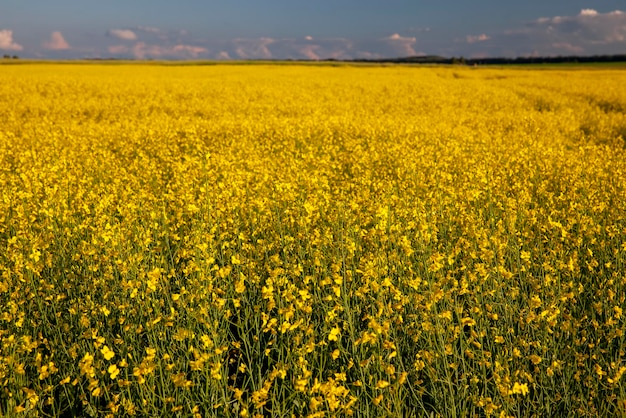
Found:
[1,64,626,417]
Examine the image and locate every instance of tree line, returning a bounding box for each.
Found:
[344,54,626,65]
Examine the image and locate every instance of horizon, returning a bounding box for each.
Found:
[2,2,626,60]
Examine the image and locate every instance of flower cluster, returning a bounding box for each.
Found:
[0,63,625,416]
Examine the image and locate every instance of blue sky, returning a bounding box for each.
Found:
[2,1,626,59]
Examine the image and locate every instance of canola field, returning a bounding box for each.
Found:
[1,63,626,417]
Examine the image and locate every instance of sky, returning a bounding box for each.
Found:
[2,1,626,60]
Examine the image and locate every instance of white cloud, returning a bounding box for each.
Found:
[103,26,209,59]
[526,9,626,52]
[102,26,425,61]
[218,35,419,60]
[466,34,490,44]
[107,29,137,41]
[298,44,321,60]
[0,29,23,51]
[172,44,208,58]
[125,26,189,44]
[467,9,626,57]
[107,45,129,55]
[131,42,151,59]
[108,41,208,59]
[93,10,626,62]
[135,26,161,34]
[43,31,70,50]
[580,9,598,16]
[233,37,275,59]
[381,33,418,56]
[215,50,231,60]
[387,33,405,40]
[132,26,189,42]
[273,37,354,60]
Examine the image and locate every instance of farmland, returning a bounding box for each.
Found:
[1,64,626,417]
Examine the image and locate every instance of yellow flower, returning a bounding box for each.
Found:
[520,251,531,261]
[22,387,39,404]
[235,273,246,293]
[328,326,341,342]
[461,317,476,327]
[511,382,529,396]
[101,345,115,361]
[438,310,453,321]
[375,380,390,389]
[295,378,308,392]
[108,364,120,379]
[397,372,408,385]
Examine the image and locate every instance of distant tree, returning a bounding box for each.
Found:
[451,56,466,65]
[2,54,10,59]
[12,55,19,59]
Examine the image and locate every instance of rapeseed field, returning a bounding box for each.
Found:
[1,63,625,417]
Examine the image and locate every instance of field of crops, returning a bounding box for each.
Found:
[1,63,626,417]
